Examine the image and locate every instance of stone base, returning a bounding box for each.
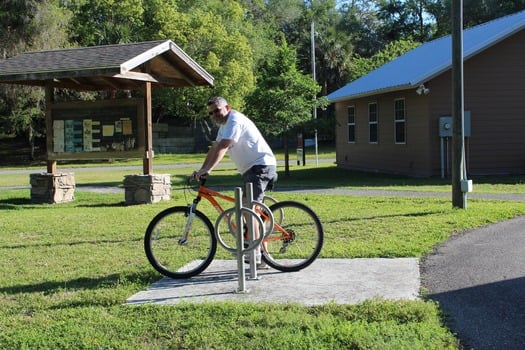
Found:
[30,173,75,204]
[123,174,171,204]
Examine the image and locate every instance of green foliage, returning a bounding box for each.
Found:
[296,0,349,78]
[426,0,525,37]
[376,0,435,43]
[246,38,321,136]
[139,0,187,43]
[337,0,382,57]
[145,1,258,117]
[351,39,420,80]
[0,1,36,56]
[4,87,44,137]
[27,1,73,51]
[68,0,145,45]
[0,1,71,150]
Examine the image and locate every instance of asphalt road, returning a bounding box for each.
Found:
[421,216,525,350]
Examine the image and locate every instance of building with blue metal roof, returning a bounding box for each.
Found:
[327,10,525,177]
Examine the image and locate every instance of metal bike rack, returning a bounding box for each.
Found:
[214,184,274,293]
[245,183,258,281]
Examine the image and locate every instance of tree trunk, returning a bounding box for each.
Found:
[284,132,290,176]
[29,124,35,160]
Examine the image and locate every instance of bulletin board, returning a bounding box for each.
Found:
[48,98,145,160]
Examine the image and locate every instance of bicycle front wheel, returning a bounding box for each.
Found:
[262,201,324,272]
[144,206,217,279]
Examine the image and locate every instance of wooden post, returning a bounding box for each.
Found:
[451,0,466,208]
[143,81,153,175]
[45,82,57,174]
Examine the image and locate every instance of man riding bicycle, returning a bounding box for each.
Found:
[192,96,278,266]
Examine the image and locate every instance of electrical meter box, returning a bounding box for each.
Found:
[461,179,473,193]
[439,111,471,137]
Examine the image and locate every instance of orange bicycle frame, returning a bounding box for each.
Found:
[193,182,290,242]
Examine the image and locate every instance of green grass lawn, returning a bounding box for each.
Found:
[1,158,525,349]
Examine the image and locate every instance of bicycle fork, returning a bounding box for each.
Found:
[178,198,201,245]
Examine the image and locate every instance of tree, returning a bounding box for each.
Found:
[376,0,435,43]
[424,0,525,38]
[146,1,259,121]
[245,37,322,176]
[67,0,144,46]
[351,38,419,80]
[0,1,71,158]
[64,0,263,125]
[299,0,354,96]
[338,0,383,57]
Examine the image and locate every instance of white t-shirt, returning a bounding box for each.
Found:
[216,110,276,174]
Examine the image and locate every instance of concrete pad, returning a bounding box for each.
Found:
[127,258,420,306]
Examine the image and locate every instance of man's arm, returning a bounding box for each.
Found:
[193,139,233,179]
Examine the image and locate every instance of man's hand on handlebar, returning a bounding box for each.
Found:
[192,169,209,181]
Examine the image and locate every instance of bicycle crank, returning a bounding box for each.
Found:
[279,229,296,253]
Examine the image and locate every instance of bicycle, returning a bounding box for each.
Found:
[144,176,324,278]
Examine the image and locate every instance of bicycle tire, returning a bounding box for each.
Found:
[262,195,278,206]
[262,201,324,272]
[144,206,217,278]
[262,195,283,227]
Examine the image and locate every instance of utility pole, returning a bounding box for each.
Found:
[311,17,319,167]
[451,0,469,208]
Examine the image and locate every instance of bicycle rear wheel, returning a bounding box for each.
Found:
[144,206,217,278]
[262,201,324,272]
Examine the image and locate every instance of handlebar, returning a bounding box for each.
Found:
[188,172,208,186]
[199,175,207,186]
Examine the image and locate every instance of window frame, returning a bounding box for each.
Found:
[368,102,378,144]
[394,98,406,144]
[347,105,356,143]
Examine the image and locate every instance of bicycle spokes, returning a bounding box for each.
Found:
[262,201,324,272]
[144,206,217,279]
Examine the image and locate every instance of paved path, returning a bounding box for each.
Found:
[4,184,525,203]
[421,216,525,350]
[127,258,420,306]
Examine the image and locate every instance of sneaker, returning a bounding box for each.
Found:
[244,251,262,264]
[256,261,269,269]
[244,256,268,269]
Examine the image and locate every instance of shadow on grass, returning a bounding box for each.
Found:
[0,271,157,297]
[0,197,32,209]
[77,180,123,187]
[321,209,446,226]
[0,196,128,209]
[2,236,143,250]
[76,202,128,208]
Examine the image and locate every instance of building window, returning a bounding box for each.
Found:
[368,102,378,143]
[347,106,356,143]
[394,99,406,144]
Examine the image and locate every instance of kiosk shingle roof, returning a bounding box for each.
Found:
[0,40,214,90]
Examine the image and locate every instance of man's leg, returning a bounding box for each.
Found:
[243,165,277,265]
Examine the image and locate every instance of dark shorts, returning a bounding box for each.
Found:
[242,165,278,202]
